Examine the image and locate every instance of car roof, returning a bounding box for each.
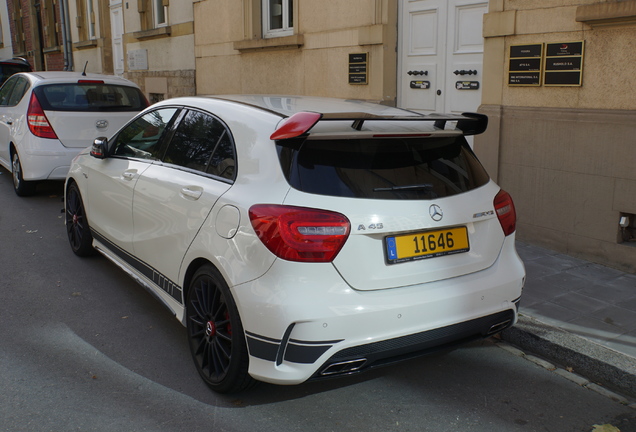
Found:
[0,57,31,67]
[207,94,416,118]
[151,95,486,137]
[23,71,140,87]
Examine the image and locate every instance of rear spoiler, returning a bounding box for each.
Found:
[270,111,488,140]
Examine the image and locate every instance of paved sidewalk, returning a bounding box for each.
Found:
[501,242,636,399]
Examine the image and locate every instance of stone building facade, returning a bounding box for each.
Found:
[477,0,636,272]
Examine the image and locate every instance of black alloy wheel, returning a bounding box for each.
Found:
[65,182,95,257]
[11,152,36,196]
[186,265,254,393]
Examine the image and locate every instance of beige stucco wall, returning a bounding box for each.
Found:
[479,0,636,272]
[194,0,397,104]
[121,1,196,99]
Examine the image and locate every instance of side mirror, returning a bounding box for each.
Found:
[90,137,109,159]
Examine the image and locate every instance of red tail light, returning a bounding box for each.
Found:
[249,204,350,262]
[494,189,517,236]
[27,93,58,139]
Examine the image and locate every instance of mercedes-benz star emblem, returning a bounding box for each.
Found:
[429,204,443,222]
[96,120,109,129]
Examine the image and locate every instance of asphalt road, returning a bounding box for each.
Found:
[0,170,634,432]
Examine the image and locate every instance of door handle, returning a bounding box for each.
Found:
[453,69,478,76]
[181,186,203,200]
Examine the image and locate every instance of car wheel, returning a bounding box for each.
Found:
[186,265,254,393]
[12,152,36,196]
[65,182,95,257]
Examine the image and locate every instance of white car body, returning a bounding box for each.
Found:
[0,71,147,195]
[65,95,525,392]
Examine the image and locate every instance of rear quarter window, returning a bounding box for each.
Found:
[0,65,31,85]
[34,83,147,112]
[278,136,490,200]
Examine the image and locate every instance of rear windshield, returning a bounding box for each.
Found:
[0,65,30,85]
[34,83,147,112]
[278,136,490,200]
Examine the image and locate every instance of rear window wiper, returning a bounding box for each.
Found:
[373,184,434,192]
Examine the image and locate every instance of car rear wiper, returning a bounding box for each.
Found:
[373,184,434,192]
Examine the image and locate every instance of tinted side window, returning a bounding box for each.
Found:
[206,131,235,180]
[0,65,30,86]
[112,108,179,160]
[6,77,29,106]
[280,136,489,200]
[0,76,18,106]
[163,110,236,180]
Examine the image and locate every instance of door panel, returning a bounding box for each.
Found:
[85,157,151,252]
[399,0,445,114]
[132,167,231,285]
[445,0,487,114]
[399,0,486,115]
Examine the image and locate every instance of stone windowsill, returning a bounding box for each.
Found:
[74,39,98,50]
[233,34,304,53]
[576,1,636,27]
[133,26,172,41]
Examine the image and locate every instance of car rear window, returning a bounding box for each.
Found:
[0,65,30,85]
[278,135,490,200]
[34,83,147,112]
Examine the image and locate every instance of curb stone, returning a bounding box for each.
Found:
[500,315,636,400]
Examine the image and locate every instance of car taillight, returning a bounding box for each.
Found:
[494,189,517,236]
[249,204,350,262]
[27,92,58,139]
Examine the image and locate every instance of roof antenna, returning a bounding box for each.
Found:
[82,61,88,76]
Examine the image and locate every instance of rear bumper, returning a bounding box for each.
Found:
[233,235,525,385]
[17,136,82,180]
[313,307,517,379]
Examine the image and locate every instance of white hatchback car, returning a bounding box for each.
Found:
[0,71,148,196]
[65,95,525,393]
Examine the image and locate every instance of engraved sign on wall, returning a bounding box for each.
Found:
[508,44,543,86]
[349,53,368,85]
[127,49,148,71]
[544,41,585,86]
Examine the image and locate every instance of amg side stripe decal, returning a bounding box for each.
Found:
[245,330,343,365]
[91,230,183,303]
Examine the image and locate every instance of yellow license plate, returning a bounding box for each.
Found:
[385,226,469,264]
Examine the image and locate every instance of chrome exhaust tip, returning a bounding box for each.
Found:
[487,319,512,335]
[320,358,367,376]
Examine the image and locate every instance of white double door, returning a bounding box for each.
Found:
[398,0,487,115]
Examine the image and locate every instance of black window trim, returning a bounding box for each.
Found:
[108,105,184,161]
[0,75,31,107]
[109,105,238,184]
[155,106,238,183]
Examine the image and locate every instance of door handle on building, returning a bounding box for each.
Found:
[453,70,478,76]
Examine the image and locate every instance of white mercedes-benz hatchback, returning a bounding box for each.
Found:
[0,71,147,196]
[65,95,525,393]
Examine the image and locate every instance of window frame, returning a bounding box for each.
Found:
[262,0,293,38]
[152,0,168,28]
[110,107,181,161]
[161,108,237,182]
[0,76,30,107]
[43,0,60,47]
[86,0,97,40]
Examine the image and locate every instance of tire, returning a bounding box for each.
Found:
[186,265,255,393]
[65,182,95,257]
[12,152,36,197]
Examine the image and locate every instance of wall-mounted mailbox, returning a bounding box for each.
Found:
[410,81,430,89]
